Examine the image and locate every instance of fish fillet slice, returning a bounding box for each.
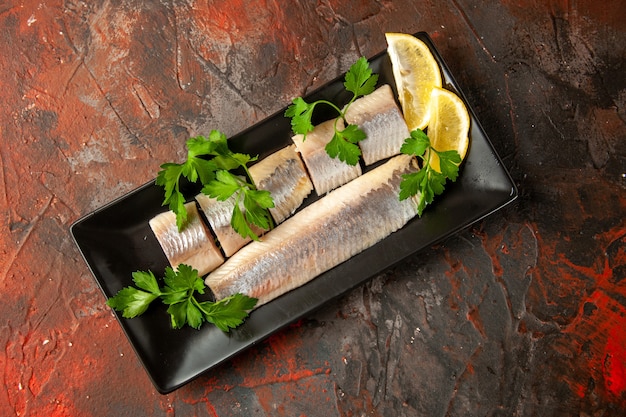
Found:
[248,144,313,224]
[344,84,411,165]
[206,155,418,307]
[195,193,264,257]
[149,202,224,275]
[292,118,362,195]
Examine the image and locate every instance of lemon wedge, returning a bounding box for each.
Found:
[385,33,442,131]
[427,86,470,172]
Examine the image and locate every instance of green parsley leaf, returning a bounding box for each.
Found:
[155,163,188,230]
[106,287,160,319]
[231,203,257,240]
[245,188,274,211]
[167,297,205,330]
[399,169,424,201]
[106,270,162,318]
[325,129,363,166]
[107,264,258,331]
[437,150,462,181]
[400,129,430,157]
[399,129,461,216]
[203,171,241,201]
[284,97,317,135]
[166,300,187,329]
[229,152,256,168]
[344,56,379,97]
[163,264,205,295]
[185,300,205,329]
[155,135,222,231]
[205,130,230,155]
[132,270,162,294]
[197,294,259,332]
[243,189,274,230]
[340,123,368,144]
[202,169,275,241]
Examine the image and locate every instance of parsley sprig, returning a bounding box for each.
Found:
[202,169,274,241]
[398,129,462,215]
[156,130,274,239]
[106,264,258,331]
[285,57,379,166]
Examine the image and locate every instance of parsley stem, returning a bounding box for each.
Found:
[312,99,343,116]
[240,165,257,190]
[191,297,205,312]
[330,94,358,140]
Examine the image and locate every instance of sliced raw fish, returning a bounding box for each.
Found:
[149,202,224,275]
[292,118,362,195]
[205,155,418,307]
[248,144,313,224]
[344,84,410,165]
[195,193,264,257]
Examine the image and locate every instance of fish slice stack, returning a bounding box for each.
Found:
[150,83,420,307]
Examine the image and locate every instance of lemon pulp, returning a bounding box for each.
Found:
[427,86,470,172]
[385,32,442,131]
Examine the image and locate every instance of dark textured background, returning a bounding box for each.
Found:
[1,1,624,416]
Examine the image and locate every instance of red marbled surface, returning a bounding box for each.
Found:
[1,0,624,416]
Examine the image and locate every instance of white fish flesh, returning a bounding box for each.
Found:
[205,155,419,307]
[195,193,263,257]
[248,144,314,224]
[149,202,224,275]
[292,118,362,195]
[344,84,410,165]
